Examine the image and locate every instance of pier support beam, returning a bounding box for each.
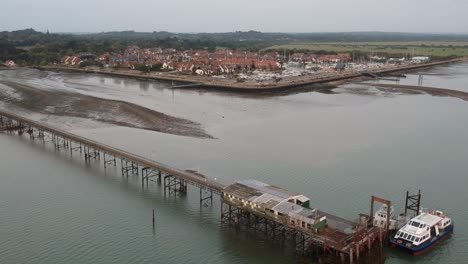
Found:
[200,188,213,206]
[70,141,82,155]
[54,136,69,150]
[121,159,138,176]
[141,167,161,186]
[163,175,187,196]
[221,202,241,225]
[84,146,100,161]
[103,152,116,168]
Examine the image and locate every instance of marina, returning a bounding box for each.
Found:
[40,59,461,92]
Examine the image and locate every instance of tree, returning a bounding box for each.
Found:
[135,64,150,73]
[151,63,163,71]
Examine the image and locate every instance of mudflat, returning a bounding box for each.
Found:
[0,80,212,138]
[359,82,468,102]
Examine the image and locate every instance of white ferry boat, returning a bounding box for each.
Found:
[390,210,454,255]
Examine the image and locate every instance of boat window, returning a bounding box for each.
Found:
[410,221,420,227]
[403,233,408,239]
[409,235,414,241]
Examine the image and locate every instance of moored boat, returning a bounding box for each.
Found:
[390,210,454,255]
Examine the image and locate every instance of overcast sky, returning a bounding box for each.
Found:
[2,0,467,33]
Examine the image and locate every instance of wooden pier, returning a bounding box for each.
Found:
[0,110,389,263]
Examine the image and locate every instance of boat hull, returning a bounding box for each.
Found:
[390,224,454,256]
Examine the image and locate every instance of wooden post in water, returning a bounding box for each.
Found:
[152,209,155,225]
[379,228,383,249]
[356,243,360,262]
[368,236,371,255]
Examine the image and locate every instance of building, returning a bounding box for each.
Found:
[223,180,327,233]
[62,56,81,66]
[4,60,16,67]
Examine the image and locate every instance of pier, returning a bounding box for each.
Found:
[1,110,391,263]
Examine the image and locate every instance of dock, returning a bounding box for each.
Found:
[0,110,391,263]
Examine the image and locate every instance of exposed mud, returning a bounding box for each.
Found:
[358,83,468,102]
[0,80,213,138]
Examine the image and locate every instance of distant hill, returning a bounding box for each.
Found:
[82,30,468,43]
[3,29,468,47]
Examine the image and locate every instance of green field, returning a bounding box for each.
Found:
[265,42,468,58]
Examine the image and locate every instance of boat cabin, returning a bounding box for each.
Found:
[373,204,397,230]
[393,212,452,247]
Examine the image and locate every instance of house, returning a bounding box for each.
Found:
[61,56,71,65]
[222,180,327,233]
[62,56,80,66]
[70,56,81,66]
[317,53,352,63]
[4,60,16,67]
[162,62,175,70]
[176,61,195,73]
[254,60,281,71]
[97,53,111,62]
[291,53,307,62]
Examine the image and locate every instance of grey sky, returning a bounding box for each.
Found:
[2,0,467,33]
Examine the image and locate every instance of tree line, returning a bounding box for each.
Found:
[2,29,468,66]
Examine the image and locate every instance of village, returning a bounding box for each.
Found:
[56,46,431,83]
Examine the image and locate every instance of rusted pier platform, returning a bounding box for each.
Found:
[221,180,387,263]
[0,110,388,263]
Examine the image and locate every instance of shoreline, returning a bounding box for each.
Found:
[35,59,463,92]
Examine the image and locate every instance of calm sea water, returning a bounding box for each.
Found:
[1,64,468,263]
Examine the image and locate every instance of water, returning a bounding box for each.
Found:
[1,63,468,263]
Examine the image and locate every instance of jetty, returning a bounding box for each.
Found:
[1,110,397,263]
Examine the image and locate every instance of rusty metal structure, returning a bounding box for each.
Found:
[1,110,389,263]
